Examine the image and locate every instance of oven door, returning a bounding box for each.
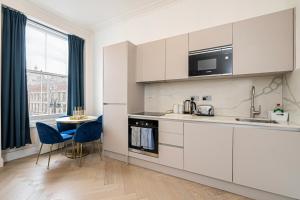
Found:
[128,118,159,157]
[189,46,232,77]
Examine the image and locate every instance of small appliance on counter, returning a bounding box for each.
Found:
[183,97,197,114]
[195,105,214,116]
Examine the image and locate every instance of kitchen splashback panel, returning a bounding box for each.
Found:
[283,68,300,124]
[145,76,283,118]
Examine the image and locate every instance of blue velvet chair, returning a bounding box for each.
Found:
[96,115,102,124]
[56,116,77,135]
[73,120,102,166]
[36,122,73,169]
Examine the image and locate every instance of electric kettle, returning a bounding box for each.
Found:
[183,97,197,114]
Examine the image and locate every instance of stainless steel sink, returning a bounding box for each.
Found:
[235,118,278,124]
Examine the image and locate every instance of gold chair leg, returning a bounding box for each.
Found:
[64,142,68,156]
[36,143,43,165]
[47,144,53,170]
[97,139,102,160]
[72,141,76,159]
[79,144,83,167]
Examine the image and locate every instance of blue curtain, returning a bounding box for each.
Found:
[1,7,31,149]
[67,35,84,115]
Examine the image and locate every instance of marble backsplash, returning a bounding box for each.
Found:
[144,75,283,118]
[283,68,300,124]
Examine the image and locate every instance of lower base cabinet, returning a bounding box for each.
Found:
[159,144,183,169]
[184,122,233,182]
[233,127,300,199]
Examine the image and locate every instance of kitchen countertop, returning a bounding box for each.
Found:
[128,113,300,132]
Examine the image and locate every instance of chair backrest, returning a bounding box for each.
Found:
[36,122,64,144]
[74,121,102,143]
[56,115,77,132]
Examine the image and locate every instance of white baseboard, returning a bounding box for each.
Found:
[104,150,296,200]
[3,145,39,162]
[0,156,3,167]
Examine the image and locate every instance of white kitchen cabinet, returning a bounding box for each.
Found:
[159,145,183,169]
[103,104,128,155]
[189,23,232,51]
[159,120,183,134]
[136,39,166,82]
[233,9,294,75]
[103,42,127,103]
[159,120,183,147]
[166,34,188,80]
[103,42,144,156]
[233,127,300,199]
[184,122,233,182]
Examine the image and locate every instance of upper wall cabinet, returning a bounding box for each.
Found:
[136,39,166,82]
[233,9,294,75]
[189,24,233,51]
[166,34,188,80]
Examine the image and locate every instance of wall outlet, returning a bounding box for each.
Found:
[202,95,212,101]
[191,96,200,101]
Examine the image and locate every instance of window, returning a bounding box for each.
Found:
[26,21,68,119]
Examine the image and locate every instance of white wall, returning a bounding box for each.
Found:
[0,0,95,164]
[94,0,297,115]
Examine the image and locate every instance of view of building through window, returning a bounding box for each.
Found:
[26,22,68,118]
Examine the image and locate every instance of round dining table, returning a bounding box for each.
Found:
[56,115,97,127]
[56,115,98,158]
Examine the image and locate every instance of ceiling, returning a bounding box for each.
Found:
[27,0,177,30]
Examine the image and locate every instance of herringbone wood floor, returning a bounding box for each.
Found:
[0,150,251,200]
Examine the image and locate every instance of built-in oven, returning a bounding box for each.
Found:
[189,45,233,77]
[128,118,159,158]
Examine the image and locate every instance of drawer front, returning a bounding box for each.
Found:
[159,144,183,169]
[159,120,183,134]
[160,131,183,147]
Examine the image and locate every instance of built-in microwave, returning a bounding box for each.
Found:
[189,45,232,77]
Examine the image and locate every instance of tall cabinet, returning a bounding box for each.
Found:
[103,42,144,156]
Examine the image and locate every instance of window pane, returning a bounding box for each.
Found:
[27,71,42,116]
[46,34,68,75]
[42,74,68,115]
[26,26,46,71]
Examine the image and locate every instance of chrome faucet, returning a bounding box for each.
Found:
[250,86,261,118]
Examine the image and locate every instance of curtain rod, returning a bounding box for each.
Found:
[27,18,68,37]
[2,5,69,37]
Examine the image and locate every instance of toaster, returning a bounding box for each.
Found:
[195,105,214,116]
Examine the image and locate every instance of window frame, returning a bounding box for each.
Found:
[26,21,69,121]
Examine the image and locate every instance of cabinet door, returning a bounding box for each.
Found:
[234,127,300,199]
[159,145,183,169]
[135,45,143,82]
[103,42,127,103]
[159,120,183,147]
[103,104,128,155]
[189,23,232,51]
[166,34,188,80]
[184,122,233,182]
[137,39,166,82]
[233,9,294,75]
